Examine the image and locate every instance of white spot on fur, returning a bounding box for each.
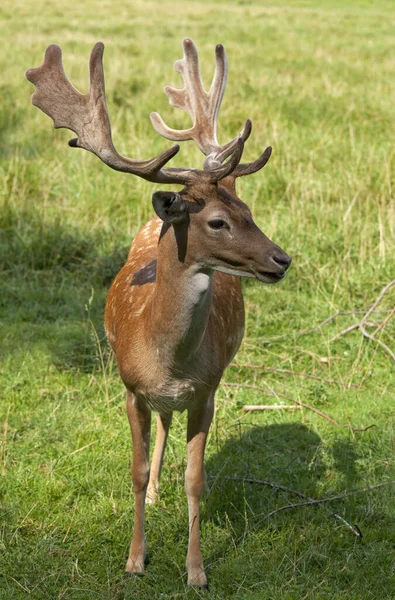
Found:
[105,327,115,344]
[134,301,147,316]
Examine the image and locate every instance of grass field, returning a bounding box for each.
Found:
[1,0,395,598]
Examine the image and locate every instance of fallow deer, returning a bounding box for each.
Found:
[26,38,291,589]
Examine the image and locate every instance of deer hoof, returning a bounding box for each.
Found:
[187,567,208,589]
[125,557,145,575]
[146,487,159,505]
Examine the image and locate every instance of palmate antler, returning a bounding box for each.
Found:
[151,38,272,179]
[25,43,183,183]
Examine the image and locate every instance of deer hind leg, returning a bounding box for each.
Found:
[146,412,172,504]
[185,393,214,589]
[125,390,151,575]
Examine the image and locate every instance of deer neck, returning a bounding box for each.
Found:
[146,223,213,366]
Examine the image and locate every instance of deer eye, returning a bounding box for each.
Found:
[208,219,226,230]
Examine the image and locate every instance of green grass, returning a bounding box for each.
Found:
[1,0,395,598]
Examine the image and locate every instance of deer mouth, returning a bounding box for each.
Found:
[254,269,286,284]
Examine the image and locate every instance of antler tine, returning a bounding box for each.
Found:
[233,145,273,178]
[150,38,247,172]
[206,137,245,183]
[25,43,183,183]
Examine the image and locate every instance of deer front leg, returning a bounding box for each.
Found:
[126,390,151,575]
[185,394,214,589]
[146,412,172,505]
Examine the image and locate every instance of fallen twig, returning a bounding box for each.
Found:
[373,306,395,336]
[330,323,360,342]
[206,477,394,569]
[211,475,314,501]
[262,480,395,523]
[330,280,395,362]
[216,477,395,538]
[292,310,366,337]
[222,382,375,431]
[223,381,340,426]
[247,308,392,344]
[230,362,360,388]
[242,404,301,411]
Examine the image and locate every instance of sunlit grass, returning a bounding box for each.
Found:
[0,0,394,598]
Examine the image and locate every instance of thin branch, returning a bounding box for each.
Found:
[223,382,340,425]
[361,280,395,322]
[206,477,394,569]
[332,513,363,537]
[329,280,395,362]
[359,321,395,362]
[211,475,311,501]
[373,306,395,336]
[217,477,395,538]
[329,323,359,342]
[294,310,366,337]
[230,363,360,388]
[262,480,395,522]
[242,404,301,411]
[248,308,390,343]
[223,382,375,431]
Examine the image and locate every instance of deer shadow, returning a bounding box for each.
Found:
[204,422,327,535]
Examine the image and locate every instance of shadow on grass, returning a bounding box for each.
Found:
[146,421,395,596]
[197,423,378,571]
[204,423,327,537]
[0,203,129,370]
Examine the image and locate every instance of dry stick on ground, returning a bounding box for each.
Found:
[243,404,301,411]
[373,306,395,336]
[222,382,375,432]
[261,480,395,523]
[230,363,360,388]
[248,308,391,344]
[206,477,394,567]
[215,476,395,539]
[249,309,393,345]
[223,382,339,425]
[330,280,395,362]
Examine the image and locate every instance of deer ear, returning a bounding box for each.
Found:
[152,191,189,224]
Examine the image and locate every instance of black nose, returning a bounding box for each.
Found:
[272,252,292,270]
